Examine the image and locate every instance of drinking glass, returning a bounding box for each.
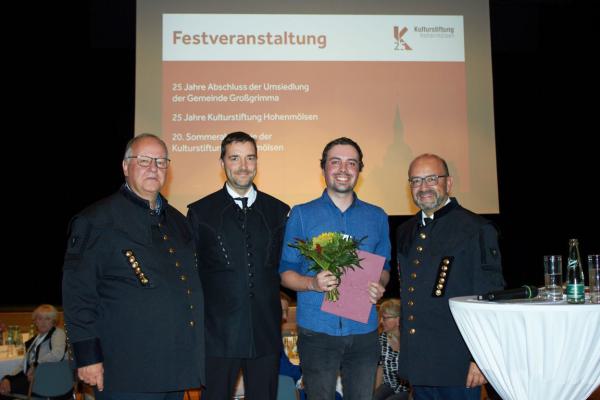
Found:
[588,254,600,304]
[543,255,563,301]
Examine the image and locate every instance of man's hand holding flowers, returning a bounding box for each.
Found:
[308,270,339,293]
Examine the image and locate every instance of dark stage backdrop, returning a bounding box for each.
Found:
[2,0,594,309]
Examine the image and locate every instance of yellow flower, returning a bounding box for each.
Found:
[312,232,336,248]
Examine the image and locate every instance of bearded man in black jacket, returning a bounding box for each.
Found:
[396,153,504,400]
[187,131,289,400]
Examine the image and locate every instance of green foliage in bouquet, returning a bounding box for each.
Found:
[289,232,364,302]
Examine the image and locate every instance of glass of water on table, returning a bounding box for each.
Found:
[543,255,563,301]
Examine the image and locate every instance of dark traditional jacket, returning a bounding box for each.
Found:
[62,186,205,392]
[187,185,289,358]
[396,198,504,386]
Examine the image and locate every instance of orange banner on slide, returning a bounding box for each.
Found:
[162,60,478,215]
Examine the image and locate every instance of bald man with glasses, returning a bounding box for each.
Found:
[395,153,505,400]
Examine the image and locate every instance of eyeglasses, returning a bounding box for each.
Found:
[408,174,448,188]
[127,155,170,169]
[381,315,399,320]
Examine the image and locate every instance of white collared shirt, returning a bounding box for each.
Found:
[23,332,47,372]
[225,183,257,209]
[421,197,451,225]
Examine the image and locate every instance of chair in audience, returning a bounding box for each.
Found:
[28,360,75,399]
[31,360,75,398]
[277,374,298,400]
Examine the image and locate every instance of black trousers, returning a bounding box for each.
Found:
[203,353,279,400]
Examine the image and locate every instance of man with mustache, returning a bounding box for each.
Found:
[395,154,504,400]
[279,137,391,400]
[187,131,289,400]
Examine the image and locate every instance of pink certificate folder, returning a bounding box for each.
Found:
[320,250,386,323]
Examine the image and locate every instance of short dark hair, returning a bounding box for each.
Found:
[220,131,257,160]
[320,137,364,171]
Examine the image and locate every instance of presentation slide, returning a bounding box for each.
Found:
[136,1,498,215]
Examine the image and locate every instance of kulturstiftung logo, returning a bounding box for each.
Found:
[394,26,412,51]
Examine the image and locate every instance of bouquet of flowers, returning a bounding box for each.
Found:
[289,232,364,302]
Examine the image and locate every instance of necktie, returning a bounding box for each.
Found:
[423,217,433,226]
[234,197,248,210]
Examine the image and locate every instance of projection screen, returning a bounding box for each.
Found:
[136,0,498,215]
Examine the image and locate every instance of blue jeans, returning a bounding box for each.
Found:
[412,385,481,400]
[94,390,184,400]
[298,327,379,400]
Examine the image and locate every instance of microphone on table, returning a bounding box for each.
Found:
[477,285,538,301]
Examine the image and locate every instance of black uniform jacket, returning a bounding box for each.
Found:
[187,185,289,359]
[62,186,205,392]
[396,198,504,386]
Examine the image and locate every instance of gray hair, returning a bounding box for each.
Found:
[123,133,168,160]
[32,304,58,324]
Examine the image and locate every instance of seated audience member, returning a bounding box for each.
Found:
[280,294,302,386]
[0,304,71,400]
[279,295,342,400]
[374,299,410,400]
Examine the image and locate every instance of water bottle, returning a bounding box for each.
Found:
[6,326,15,346]
[6,326,15,356]
[13,326,22,345]
[566,238,585,304]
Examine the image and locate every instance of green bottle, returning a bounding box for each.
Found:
[566,239,585,304]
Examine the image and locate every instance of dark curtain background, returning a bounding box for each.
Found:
[2,0,594,309]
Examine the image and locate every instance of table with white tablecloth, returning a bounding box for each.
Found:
[449,296,600,400]
[0,348,23,378]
